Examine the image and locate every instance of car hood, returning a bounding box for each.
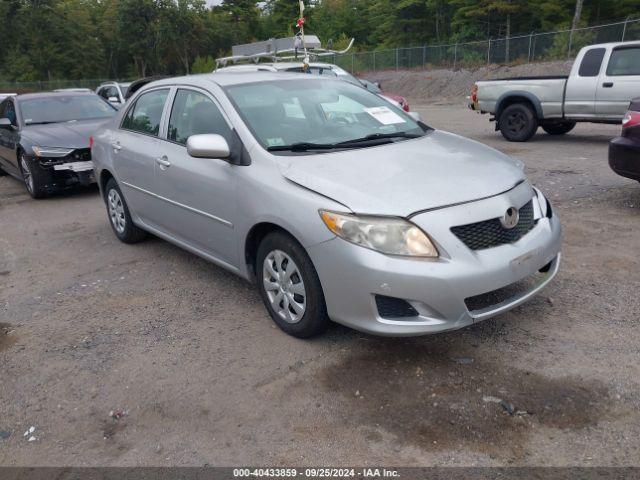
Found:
[22,118,111,150]
[276,130,526,216]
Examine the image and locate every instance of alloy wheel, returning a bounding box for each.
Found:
[262,249,307,324]
[107,189,126,234]
[20,156,33,194]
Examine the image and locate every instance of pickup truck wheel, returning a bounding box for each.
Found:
[542,122,576,135]
[499,103,538,142]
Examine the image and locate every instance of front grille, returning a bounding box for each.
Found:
[375,295,419,319]
[451,200,535,251]
[464,261,552,313]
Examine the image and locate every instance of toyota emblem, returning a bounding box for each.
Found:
[501,207,519,229]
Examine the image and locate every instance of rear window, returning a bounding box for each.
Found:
[578,48,605,77]
[607,47,640,76]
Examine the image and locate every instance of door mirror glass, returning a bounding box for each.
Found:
[187,134,230,159]
[0,118,12,129]
[108,96,120,104]
[408,111,422,122]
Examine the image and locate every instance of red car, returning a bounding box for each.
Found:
[609,98,640,182]
[360,79,410,112]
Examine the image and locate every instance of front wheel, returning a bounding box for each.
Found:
[542,121,576,135]
[499,103,538,142]
[104,178,147,244]
[256,232,329,338]
[20,153,49,199]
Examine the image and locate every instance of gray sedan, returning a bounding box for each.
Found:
[91,72,562,338]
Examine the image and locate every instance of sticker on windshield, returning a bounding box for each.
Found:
[266,137,286,147]
[364,106,405,125]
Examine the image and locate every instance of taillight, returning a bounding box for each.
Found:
[89,136,94,150]
[471,84,478,103]
[622,110,640,129]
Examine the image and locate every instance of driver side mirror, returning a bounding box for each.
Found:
[187,134,230,159]
[108,96,120,104]
[0,118,14,129]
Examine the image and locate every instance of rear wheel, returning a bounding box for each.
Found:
[19,153,49,199]
[104,178,147,244]
[499,103,538,142]
[542,121,576,135]
[256,232,329,338]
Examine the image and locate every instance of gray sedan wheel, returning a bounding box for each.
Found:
[104,178,147,244]
[257,232,328,338]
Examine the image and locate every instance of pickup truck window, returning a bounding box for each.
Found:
[578,48,605,77]
[606,47,640,76]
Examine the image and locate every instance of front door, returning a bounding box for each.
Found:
[596,45,640,120]
[152,88,239,267]
[0,99,21,175]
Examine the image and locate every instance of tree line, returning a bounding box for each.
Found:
[0,0,637,83]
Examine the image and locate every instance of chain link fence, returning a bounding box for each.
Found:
[330,18,640,73]
[1,18,639,92]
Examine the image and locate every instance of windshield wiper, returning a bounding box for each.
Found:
[25,121,62,125]
[336,132,423,146]
[267,142,340,152]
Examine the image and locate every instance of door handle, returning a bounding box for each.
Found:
[602,82,614,88]
[156,156,171,170]
[111,141,122,153]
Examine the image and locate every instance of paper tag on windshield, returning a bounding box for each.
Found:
[364,106,405,125]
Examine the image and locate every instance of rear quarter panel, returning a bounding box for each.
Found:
[477,79,566,118]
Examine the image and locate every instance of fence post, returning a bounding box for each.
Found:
[622,17,629,41]
[532,33,537,61]
[373,51,376,71]
[422,45,426,68]
[453,43,458,69]
[487,39,491,65]
[568,29,573,59]
[527,33,533,63]
[395,48,399,71]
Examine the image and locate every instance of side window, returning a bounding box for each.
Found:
[2,101,17,126]
[578,48,605,77]
[167,89,232,146]
[98,88,108,99]
[121,89,169,136]
[606,47,640,76]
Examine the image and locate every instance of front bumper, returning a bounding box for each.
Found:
[308,185,562,336]
[34,158,96,190]
[609,136,640,181]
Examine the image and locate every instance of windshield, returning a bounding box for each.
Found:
[20,95,116,125]
[224,79,426,152]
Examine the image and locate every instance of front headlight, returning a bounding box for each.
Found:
[319,210,438,257]
[32,146,74,158]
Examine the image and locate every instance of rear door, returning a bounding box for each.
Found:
[564,47,606,118]
[152,87,239,267]
[114,88,170,226]
[596,45,640,120]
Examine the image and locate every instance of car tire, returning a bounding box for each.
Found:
[256,231,329,338]
[19,152,49,199]
[104,178,147,244]
[499,103,538,142]
[542,121,576,135]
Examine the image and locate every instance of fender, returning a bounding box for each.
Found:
[495,91,544,122]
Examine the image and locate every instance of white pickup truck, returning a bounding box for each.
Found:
[469,41,640,141]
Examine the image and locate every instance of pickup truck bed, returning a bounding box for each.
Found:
[469,41,640,141]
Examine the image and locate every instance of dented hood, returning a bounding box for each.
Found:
[276,130,526,216]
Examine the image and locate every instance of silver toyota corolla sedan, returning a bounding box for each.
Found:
[91,72,562,338]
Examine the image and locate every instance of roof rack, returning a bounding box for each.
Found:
[215,36,354,69]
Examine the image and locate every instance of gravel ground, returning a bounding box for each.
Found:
[1,104,639,467]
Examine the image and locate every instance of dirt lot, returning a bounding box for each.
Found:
[1,104,639,467]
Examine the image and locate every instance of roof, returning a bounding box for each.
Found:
[581,40,640,49]
[15,91,98,101]
[146,71,333,89]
